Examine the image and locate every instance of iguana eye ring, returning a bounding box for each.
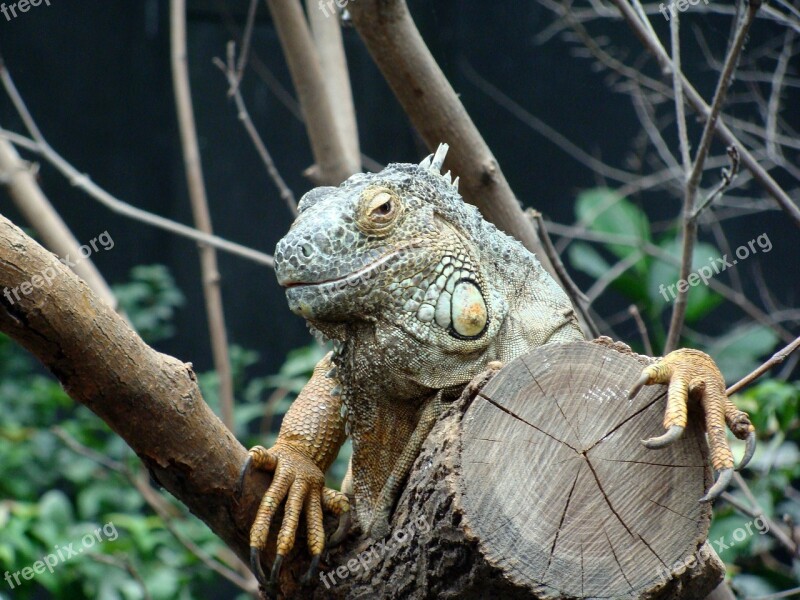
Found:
[357,187,402,236]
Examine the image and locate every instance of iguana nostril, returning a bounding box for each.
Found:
[301,243,313,258]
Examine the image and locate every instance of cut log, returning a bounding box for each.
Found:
[305,340,724,599]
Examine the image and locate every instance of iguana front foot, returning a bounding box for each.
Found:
[628,348,756,502]
[238,444,350,589]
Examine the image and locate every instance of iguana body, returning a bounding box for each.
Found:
[240,145,754,590]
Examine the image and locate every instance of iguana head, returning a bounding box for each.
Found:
[275,144,511,353]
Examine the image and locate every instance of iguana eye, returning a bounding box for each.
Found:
[372,195,393,217]
[357,187,402,236]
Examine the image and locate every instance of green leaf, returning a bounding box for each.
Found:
[567,242,610,280]
[646,238,723,322]
[706,324,779,382]
[575,188,650,268]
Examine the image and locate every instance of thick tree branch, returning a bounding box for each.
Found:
[0,213,266,575]
[264,0,357,184]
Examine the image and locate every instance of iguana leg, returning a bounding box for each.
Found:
[628,348,755,502]
[238,353,348,590]
[368,391,445,538]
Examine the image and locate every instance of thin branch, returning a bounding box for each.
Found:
[585,250,644,303]
[86,553,153,600]
[765,30,795,159]
[528,210,600,338]
[609,0,800,229]
[0,138,119,311]
[231,0,259,94]
[628,304,654,355]
[0,128,273,267]
[665,0,761,352]
[726,335,800,395]
[171,0,235,430]
[694,146,741,218]
[214,44,297,216]
[52,426,258,595]
[748,588,800,600]
[669,11,691,175]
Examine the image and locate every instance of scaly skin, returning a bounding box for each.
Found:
[239,144,755,590]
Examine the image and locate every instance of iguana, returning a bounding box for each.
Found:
[238,144,756,590]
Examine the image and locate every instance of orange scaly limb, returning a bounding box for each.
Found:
[239,352,348,590]
[629,348,756,502]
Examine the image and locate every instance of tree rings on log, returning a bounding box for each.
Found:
[460,341,714,599]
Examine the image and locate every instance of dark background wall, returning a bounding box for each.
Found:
[0,0,795,378]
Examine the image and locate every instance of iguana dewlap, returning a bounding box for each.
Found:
[238,144,755,591]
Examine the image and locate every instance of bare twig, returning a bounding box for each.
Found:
[215,44,298,216]
[609,0,800,229]
[669,11,691,174]
[529,210,600,338]
[748,588,800,600]
[86,553,153,600]
[0,138,119,311]
[171,0,234,430]
[665,0,761,353]
[628,305,654,355]
[726,335,800,395]
[0,127,274,267]
[694,146,741,217]
[231,0,259,94]
[51,426,258,595]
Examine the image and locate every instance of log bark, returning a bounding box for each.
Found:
[308,341,725,599]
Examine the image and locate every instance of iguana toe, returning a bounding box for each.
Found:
[630,348,755,502]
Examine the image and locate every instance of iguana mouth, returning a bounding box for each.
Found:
[281,240,425,289]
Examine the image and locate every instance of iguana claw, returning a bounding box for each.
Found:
[738,431,756,470]
[250,546,266,587]
[328,511,351,548]
[630,348,756,503]
[270,554,284,589]
[641,424,684,449]
[236,454,253,498]
[700,467,733,503]
[301,554,321,585]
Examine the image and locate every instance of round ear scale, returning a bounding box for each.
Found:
[418,143,460,191]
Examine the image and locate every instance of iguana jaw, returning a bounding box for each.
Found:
[280,240,431,321]
[279,240,425,290]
